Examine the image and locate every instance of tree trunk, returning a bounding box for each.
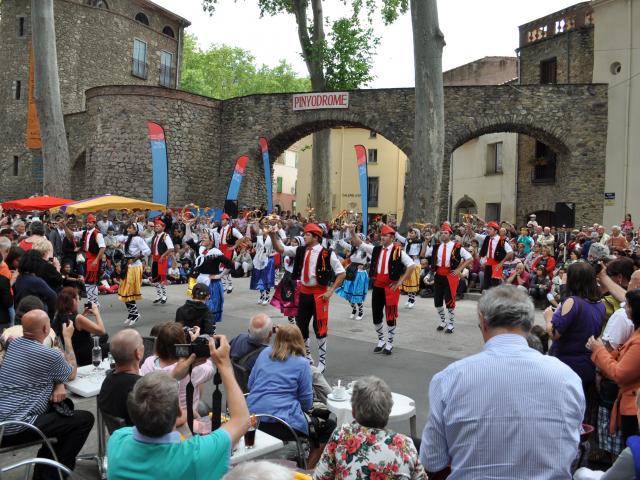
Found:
[402,0,445,229]
[31,0,70,197]
[311,129,331,220]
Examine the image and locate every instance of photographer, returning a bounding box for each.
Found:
[140,322,214,426]
[175,283,216,335]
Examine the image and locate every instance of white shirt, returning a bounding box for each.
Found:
[476,233,513,258]
[602,306,634,349]
[425,241,472,268]
[395,232,422,257]
[116,235,151,267]
[151,232,174,256]
[282,243,345,287]
[73,228,106,251]
[338,239,369,265]
[358,243,413,275]
[218,225,243,246]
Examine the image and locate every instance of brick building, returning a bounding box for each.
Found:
[0,0,189,198]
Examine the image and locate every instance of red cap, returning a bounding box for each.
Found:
[154,219,165,227]
[380,224,395,236]
[303,223,323,237]
[221,213,230,220]
[487,221,500,230]
[86,214,97,223]
[441,224,453,233]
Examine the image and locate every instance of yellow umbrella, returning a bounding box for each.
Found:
[56,194,167,215]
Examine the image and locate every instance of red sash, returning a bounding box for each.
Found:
[314,294,330,337]
[153,254,168,280]
[436,267,460,309]
[220,244,233,259]
[85,251,100,284]
[376,274,400,321]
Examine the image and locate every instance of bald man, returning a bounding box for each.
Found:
[0,310,94,478]
[230,314,273,385]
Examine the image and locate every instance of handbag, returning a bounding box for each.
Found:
[49,398,75,417]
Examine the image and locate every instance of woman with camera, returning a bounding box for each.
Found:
[140,321,214,425]
[52,286,106,366]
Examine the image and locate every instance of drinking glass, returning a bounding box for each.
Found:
[244,415,259,449]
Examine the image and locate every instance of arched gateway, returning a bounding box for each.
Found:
[74,83,607,225]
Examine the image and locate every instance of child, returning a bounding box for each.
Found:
[175,282,215,335]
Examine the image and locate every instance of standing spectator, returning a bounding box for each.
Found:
[96,214,114,236]
[621,213,634,233]
[516,227,534,254]
[0,310,94,478]
[420,285,584,479]
[175,283,216,336]
[31,238,64,292]
[536,226,555,256]
[13,251,57,320]
[47,215,66,260]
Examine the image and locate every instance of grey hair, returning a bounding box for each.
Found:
[248,313,272,343]
[11,219,25,229]
[477,285,534,332]
[0,236,11,251]
[110,328,142,364]
[351,376,393,428]
[127,371,179,437]
[222,461,293,480]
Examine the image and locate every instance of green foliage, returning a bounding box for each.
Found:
[180,34,310,99]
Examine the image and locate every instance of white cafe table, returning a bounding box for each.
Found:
[65,359,110,397]
[177,425,284,465]
[327,391,417,437]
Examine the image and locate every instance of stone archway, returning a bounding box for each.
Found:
[454,195,478,223]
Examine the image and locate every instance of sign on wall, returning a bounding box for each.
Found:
[292,92,349,111]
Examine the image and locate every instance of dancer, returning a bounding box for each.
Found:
[349,224,415,355]
[336,233,369,320]
[269,223,345,373]
[116,224,151,326]
[424,224,472,333]
[476,220,513,290]
[150,218,174,305]
[396,227,423,309]
[63,214,105,306]
[251,225,277,305]
[184,221,217,296]
[270,236,304,324]
[191,250,234,327]
[216,213,244,293]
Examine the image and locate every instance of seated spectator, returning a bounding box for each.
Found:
[247,324,332,468]
[532,246,556,279]
[607,225,629,254]
[528,267,551,307]
[313,376,427,480]
[0,240,12,331]
[565,249,582,267]
[514,242,527,260]
[547,267,567,308]
[107,335,250,480]
[420,285,584,479]
[175,283,216,335]
[52,287,107,366]
[223,461,296,480]
[13,249,57,320]
[506,262,530,290]
[140,322,214,424]
[229,313,272,376]
[167,264,181,284]
[0,309,94,478]
[61,261,85,289]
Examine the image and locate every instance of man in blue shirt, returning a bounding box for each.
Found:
[107,335,250,480]
[229,313,273,374]
[420,285,584,479]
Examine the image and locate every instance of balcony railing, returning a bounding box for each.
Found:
[519,2,593,47]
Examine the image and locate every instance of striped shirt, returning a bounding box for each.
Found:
[0,337,72,435]
[420,334,584,479]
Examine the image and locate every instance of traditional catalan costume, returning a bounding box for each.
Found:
[116,229,151,326]
[192,252,234,324]
[335,235,369,320]
[270,236,305,323]
[72,214,105,306]
[250,233,277,304]
[151,220,174,305]
[477,222,512,290]
[216,214,244,293]
[358,225,414,355]
[425,225,472,333]
[396,229,423,308]
[280,224,346,373]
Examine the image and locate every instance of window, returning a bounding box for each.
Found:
[162,26,175,38]
[540,57,557,84]
[276,177,283,193]
[132,39,147,79]
[85,0,109,7]
[532,141,557,183]
[486,142,503,174]
[13,156,19,176]
[14,80,21,100]
[18,17,26,37]
[369,130,377,138]
[159,51,174,87]
[367,177,379,207]
[485,203,501,221]
[135,12,149,25]
[367,148,378,164]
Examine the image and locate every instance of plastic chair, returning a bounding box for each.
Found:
[253,413,308,470]
[0,457,78,480]
[101,411,126,435]
[0,421,63,480]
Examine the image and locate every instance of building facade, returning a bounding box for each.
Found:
[273,149,298,213]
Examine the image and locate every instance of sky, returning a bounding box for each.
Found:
[153,0,581,89]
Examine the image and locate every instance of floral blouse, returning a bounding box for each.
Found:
[313,422,427,480]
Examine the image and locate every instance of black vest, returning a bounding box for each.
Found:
[81,229,100,255]
[369,245,406,281]
[292,245,332,286]
[217,226,237,246]
[431,241,462,269]
[152,233,168,255]
[479,235,507,261]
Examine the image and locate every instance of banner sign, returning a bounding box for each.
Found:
[354,145,368,235]
[226,155,248,203]
[147,122,169,219]
[258,137,273,214]
[26,43,42,149]
[292,92,349,111]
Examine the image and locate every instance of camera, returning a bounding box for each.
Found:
[174,334,218,358]
[84,302,92,310]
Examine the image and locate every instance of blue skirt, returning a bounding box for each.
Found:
[336,270,369,304]
[250,257,276,291]
[206,280,224,323]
